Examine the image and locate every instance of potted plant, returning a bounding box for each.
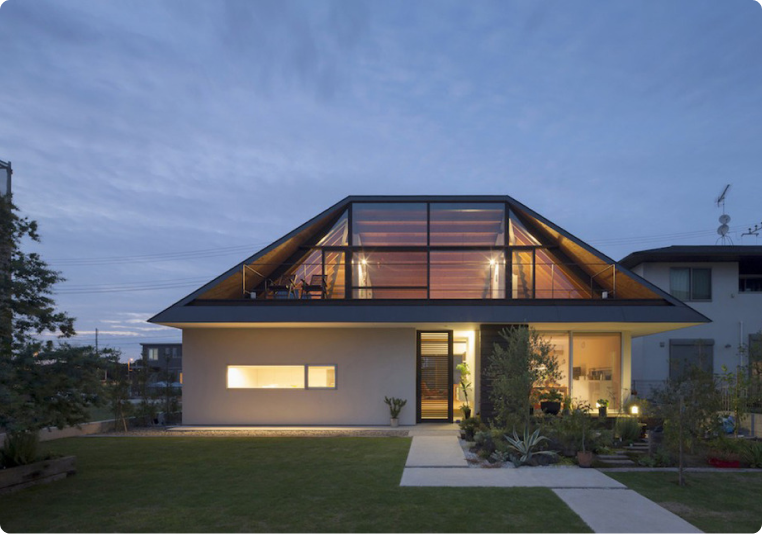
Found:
[384,396,407,427]
[455,361,472,419]
[561,395,572,415]
[597,398,609,419]
[540,388,563,415]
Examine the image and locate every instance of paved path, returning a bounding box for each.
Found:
[401,466,626,488]
[401,432,703,533]
[554,489,702,533]
[405,436,468,467]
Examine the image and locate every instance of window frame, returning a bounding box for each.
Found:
[670,267,712,301]
[226,364,338,390]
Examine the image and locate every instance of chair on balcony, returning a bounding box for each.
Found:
[265,274,298,299]
[301,274,327,299]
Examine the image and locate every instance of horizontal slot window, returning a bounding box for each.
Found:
[227,365,337,389]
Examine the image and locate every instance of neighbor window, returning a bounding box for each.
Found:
[147,348,159,361]
[227,365,337,389]
[670,268,711,301]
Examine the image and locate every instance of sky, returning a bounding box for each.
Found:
[1,0,761,360]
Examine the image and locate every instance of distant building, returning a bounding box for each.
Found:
[139,343,183,382]
[621,246,762,396]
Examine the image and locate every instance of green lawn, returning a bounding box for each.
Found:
[0,437,591,533]
[607,471,762,533]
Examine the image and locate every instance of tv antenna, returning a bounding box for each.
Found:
[715,184,733,245]
[741,222,762,239]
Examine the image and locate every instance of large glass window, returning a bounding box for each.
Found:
[352,203,427,246]
[512,250,534,299]
[324,251,345,299]
[317,210,349,246]
[535,333,570,400]
[260,201,619,301]
[571,334,621,411]
[509,210,541,246]
[353,251,427,299]
[670,268,711,301]
[534,248,588,299]
[430,251,505,299]
[430,203,505,246]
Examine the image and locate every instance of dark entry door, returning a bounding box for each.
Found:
[417,331,453,422]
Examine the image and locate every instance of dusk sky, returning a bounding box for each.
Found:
[1,0,761,360]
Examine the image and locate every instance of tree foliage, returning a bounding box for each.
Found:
[0,196,74,355]
[0,196,109,454]
[487,326,562,430]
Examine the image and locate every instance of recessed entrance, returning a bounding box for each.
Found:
[417,331,453,422]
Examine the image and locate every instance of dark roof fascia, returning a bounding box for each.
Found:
[620,246,762,269]
[148,196,353,324]
[150,301,710,325]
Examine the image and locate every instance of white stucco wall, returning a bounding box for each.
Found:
[182,327,417,425]
[632,261,762,383]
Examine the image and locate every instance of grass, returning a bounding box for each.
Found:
[0,437,591,533]
[607,471,762,533]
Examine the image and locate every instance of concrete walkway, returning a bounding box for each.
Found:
[401,466,626,488]
[405,435,468,467]
[401,431,703,533]
[554,489,702,533]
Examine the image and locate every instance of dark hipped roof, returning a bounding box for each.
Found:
[149,195,710,327]
[620,246,762,269]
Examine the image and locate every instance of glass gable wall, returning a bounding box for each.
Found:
[273,202,597,300]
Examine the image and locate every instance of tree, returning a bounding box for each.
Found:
[651,365,722,485]
[0,196,106,464]
[487,326,562,430]
[0,195,74,355]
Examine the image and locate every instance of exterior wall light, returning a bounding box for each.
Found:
[630,405,639,415]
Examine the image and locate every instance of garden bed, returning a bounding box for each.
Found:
[0,456,76,495]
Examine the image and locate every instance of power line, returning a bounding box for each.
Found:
[45,242,269,266]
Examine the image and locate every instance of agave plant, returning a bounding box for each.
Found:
[504,427,558,466]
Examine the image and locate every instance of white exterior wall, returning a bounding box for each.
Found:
[182,327,416,425]
[632,261,762,382]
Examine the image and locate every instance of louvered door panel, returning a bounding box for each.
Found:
[418,332,453,422]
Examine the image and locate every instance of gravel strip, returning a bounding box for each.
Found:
[87,428,410,438]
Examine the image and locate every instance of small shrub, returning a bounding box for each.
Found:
[503,427,558,467]
[1,431,40,468]
[489,450,511,464]
[741,441,762,468]
[637,448,673,467]
[460,417,483,441]
[615,416,642,443]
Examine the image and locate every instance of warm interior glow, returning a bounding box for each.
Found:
[227,365,305,389]
[307,365,337,388]
[630,405,639,415]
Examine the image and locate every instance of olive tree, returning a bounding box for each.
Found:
[487,326,562,430]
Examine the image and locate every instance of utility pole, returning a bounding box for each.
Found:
[0,159,13,353]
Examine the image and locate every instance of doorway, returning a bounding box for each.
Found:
[417,331,453,422]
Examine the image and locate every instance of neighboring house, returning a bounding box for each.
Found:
[149,196,708,426]
[139,342,183,382]
[620,246,762,396]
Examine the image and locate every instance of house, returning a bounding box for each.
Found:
[620,246,762,396]
[139,343,183,377]
[149,196,709,426]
